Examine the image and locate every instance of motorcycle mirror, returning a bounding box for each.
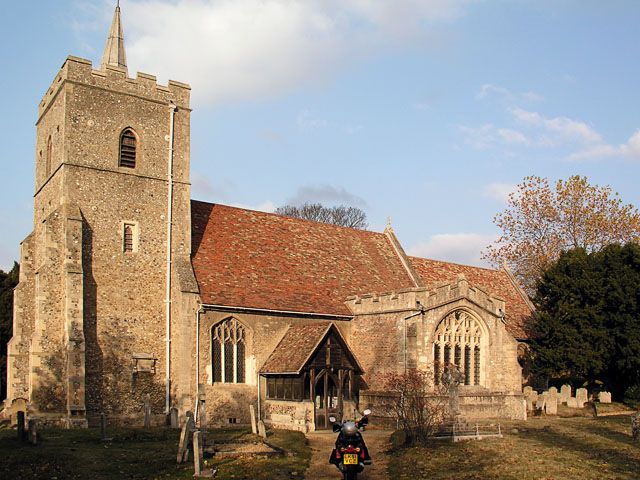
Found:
[329,416,337,423]
[363,409,371,416]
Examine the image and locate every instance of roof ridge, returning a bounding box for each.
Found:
[409,255,500,273]
[191,199,384,236]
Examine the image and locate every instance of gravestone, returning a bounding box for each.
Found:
[548,387,558,397]
[536,393,547,411]
[598,391,612,403]
[545,395,558,415]
[560,384,572,404]
[249,404,257,435]
[17,411,26,441]
[523,386,533,395]
[576,388,588,408]
[193,431,204,476]
[177,411,195,464]
[143,394,151,428]
[100,413,112,441]
[27,419,37,445]
[632,412,640,441]
[170,407,179,429]
[258,420,267,439]
[567,397,579,408]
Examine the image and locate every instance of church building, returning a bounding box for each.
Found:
[5,5,532,430]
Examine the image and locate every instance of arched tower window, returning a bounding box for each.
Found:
[45,136,52,176]
[119,128,137,168]
[433,310,483,386]
[212,318,246,384]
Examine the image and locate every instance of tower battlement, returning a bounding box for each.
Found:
[38,56,191,121]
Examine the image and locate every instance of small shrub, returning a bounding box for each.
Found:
[381,368,448,445]
[625,384,640,401]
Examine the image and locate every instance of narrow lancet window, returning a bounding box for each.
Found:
[119,128,137,168]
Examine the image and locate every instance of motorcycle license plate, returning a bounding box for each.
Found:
[343,453,358,465]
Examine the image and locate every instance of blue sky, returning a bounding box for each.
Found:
[2,0,639,271]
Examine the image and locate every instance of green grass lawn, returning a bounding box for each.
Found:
[387,415,640,480]
[0,426,309,480]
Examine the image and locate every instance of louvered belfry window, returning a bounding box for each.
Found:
[119,128,137,168]
[212,318,246,384]
[123,224,135,252]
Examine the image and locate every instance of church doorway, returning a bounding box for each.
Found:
[313,369,340,430]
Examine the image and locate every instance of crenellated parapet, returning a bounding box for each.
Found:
[345,275,506,318]
[38,56,191,121]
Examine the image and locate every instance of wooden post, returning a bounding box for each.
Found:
[170,407,179,429]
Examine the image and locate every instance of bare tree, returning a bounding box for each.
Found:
[275,203,368,229]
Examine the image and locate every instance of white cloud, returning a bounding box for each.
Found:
[497,128,530,146]
[408,233,497,267]
[482,182,515,203]
[297,110,327,131]
[115,0,470,105]
[286,185,368,208]
[568,129,640,162]
[476,84,543,103]
[509,107,602,145]
[230,200,277,213]
[460,124,529,150]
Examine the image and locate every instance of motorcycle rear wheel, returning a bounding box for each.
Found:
[343,471,358,480]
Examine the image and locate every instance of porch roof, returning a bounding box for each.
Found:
[260,322,363,375]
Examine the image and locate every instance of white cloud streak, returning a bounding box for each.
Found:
[286,184,368,208]
[408,233,497,267]
[482,182,515,203]
[117,0,470,105]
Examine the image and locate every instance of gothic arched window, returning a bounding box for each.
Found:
[119,128,137,168]
[434,310,483,386]
[212,318,246,384]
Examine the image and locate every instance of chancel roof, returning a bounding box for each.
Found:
[409,257,534,339]
[191,201,415,316]
[190,200,533,339]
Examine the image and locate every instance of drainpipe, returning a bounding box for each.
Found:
[257,371,262,421]
[195,304,204,422]
[165,102,177,415]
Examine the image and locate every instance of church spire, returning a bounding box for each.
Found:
[100,2,128,74]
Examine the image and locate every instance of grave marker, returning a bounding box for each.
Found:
[560,384,572,404]
[170,407,179,429]
[17,411,26,441]
[177,410,195,464]
[143,394,151,428]
[576,388,588,408]
[27,419,37,445]
[249,404,257,434]
[258,419,267,439]
[598,391,612,403]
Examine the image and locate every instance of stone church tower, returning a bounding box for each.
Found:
[6,5,199,426]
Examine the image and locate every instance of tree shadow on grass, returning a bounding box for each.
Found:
[528,424,640,479]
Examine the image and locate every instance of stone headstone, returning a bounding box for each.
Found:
[567,397,579,408]
[27,419,37,445]
[526,397,535,411]
[143,394,151,428]
[390,429,407,447]
[17,411,26,441]
[560,384,572,404]
[545,395,558,415]
[536,393,547,411]
[548,387,558,397]
[632,412,640,441]
[193,431,204,476]
[100,413,112,441]
[576,388,588,408]
[249,404,257,435]
[523,386,533,395]
[170,407,179,429]
[598,391,612,404]
[177,411,195,464]
[258,420,267,439]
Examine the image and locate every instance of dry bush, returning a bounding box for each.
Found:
[381,368,448,444]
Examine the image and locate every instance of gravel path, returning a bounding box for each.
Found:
[305,430,391,480]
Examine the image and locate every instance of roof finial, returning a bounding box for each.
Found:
[386,216,392,228]
[101,2,128,74]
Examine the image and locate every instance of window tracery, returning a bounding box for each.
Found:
[212,318,246,384]
[434,310,483,386]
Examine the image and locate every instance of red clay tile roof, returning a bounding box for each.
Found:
[409,257,534,339]
[191,201,415,316]
[260,322,363,374]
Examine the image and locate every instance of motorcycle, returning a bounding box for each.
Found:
[328,409,372,480]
